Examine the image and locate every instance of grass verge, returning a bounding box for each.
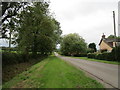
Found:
[2,56,47,83]
[70,56,120,65]
[3,56,104,88]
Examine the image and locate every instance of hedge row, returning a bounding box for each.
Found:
[2,52,47,66]
[74,46,120,62]
[2,52,28,65]
[87,46,120,62]
[73,53,87,57]
[61,53,87,57]
[87,53,115,61]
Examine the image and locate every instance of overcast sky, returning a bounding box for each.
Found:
[0,0,119,49]
[49,0,119,49]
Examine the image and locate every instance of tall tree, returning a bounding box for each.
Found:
[13,1,62,55]
[88,43,97,52]
[61,33,87,56]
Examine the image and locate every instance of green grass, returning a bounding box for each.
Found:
[3,56,104,88]
[70,56,120,65]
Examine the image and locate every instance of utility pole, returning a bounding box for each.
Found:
[113,11,117,62]
[113,11,117,47]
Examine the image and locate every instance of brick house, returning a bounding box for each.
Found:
[99,34,120,52]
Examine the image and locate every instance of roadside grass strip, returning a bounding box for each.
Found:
[70,57,120,65]
[3,56,104,88]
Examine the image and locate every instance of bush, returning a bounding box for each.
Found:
[96,53,112,61]
[86,46,120,62]
[87,52,115,61]
[74,53,87,57]
[87,53,97,59]
[2,52,24,65]
[87,48,95,53]
[2,52,45,66]
[111,46,120,62]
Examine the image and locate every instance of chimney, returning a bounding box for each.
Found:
[102,33,105,39]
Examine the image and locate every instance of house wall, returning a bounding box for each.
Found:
[113,42,116,47]
[113,42,120,47]
[100,41,113,51]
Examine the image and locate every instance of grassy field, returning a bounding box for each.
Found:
[70,56,120,65]
[3,56,104,88]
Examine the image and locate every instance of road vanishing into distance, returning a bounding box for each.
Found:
[55,53,119,89]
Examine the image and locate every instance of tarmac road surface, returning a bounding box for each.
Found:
[55,53,119,89]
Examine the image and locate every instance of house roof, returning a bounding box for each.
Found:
[99,38,120,47]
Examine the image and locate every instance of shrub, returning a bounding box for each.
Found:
[2,52,44,66]
[87,52,114,61]
[74,53,87,57]
[111,46,120,62]
[86,46,120,62]
[87,48,95,53]
[96,53,111,61]
[87,53,97,59]
[2,52,18,65]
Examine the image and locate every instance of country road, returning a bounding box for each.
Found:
[55,53,119,89]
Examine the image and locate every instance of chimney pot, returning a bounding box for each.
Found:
[102,33,105,39]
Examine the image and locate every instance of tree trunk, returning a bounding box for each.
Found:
[9,29,12,52]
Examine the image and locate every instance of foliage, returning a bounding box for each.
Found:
[111,46,120,62]
[87,48,95,53]
[87,49,119,62]
[11,1,62,55]
[87,53,96,59]
[1,2,28,38]
[60,33,87,56]
[2,51,47,66]
[88,43,97,52]
[108,35,116,39]
[2,52,26,65]
[3,54,47,83]
[96,53,112,61]
[73,53,87,57]
[107,35,120,39]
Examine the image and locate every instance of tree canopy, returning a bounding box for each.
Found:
[2,1,62,56]
[60,33,87,56]
[1,2,28,38]
[88,43,97,53]
[108,35,120,39]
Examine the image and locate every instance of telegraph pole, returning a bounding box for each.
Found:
[113,11,117,47]
[113,11,117,62]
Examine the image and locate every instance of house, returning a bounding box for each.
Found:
[99,34,120,52]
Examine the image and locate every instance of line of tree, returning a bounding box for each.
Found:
[1,1,62,56]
